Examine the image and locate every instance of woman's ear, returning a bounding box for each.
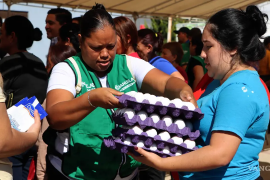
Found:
[147,44,153,53]
[78,34,82,46]
[127,34,131,44]
[173,54,177,61]
[230,49,237,56]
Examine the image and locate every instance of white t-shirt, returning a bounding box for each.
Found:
[47,55,154,95]
[47,55,154,178]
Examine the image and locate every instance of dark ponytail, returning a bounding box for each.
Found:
[207,5,268,64]
[138,29,164,58]
[80,3,115,39]
[5,15,42,50]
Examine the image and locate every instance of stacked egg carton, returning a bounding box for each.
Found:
[104,91,204,157]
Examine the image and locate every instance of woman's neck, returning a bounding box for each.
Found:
[220,63,254,85]
[126,46,135,55]
[8,47,26,55]
[172,61,179,68]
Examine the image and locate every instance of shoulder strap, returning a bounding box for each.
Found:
[125,55,136,82]
[68,57,82,94]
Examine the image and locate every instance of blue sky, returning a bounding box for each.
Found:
[0,1,270,64]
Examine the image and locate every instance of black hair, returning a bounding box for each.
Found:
[80,3,115,39]
[264,36,270,47]
[5,15,42,50]
[208,5,268,64]
[72,17,82,25]
[59,23,80,52]
[189,27,201,39]
[0,17,2,27]
[138,29,164,54]
[48,8,72,25]
[191,34,203,56]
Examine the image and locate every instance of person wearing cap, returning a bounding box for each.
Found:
[174,27,191,70]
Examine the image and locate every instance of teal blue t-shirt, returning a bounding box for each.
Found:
[180,70,269,180]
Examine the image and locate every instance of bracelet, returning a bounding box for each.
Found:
[88,91,96,108]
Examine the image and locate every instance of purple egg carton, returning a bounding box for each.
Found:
[104,136,198,158]
[117,94,204,120]
[112,127,198,152]
[113,113,200,140]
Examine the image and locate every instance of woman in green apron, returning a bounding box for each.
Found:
[44,3,195,180]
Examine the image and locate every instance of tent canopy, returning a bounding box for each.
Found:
[4,0,268,18]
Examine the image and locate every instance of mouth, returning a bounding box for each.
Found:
[205,61,210,68]
[97,60,110,67]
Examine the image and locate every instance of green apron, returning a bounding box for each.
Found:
[44,53,140,180]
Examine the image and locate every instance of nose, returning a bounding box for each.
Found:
[100,48,109,60]
[201,49,206,59]
[45,24,49,30]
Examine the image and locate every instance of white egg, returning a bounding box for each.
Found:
[150,114,160,123]
[162,97,171,106]
[124,137,131,145]
[162,146,170,154]
[123,108,135,119]
[162,116,173,126]
[171,136,183,145]
[137,111,148,121]
[126,91,137,97]
[185,121,193,131]
[132,125,143,134]
[135,92,144,102]
[145,128,158,137]
[184,139,196,149]
[148,95,157,104]
[150,143,157,151]
[159,131,171,141]
[143,93,151,100]
[182,102,196,110]
[137,140,144,148]
[175,150,182,156]
[174,119,186,129]
[156,96,164,102]
[171,98,183,108]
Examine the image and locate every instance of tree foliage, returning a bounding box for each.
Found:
[145,17,188,43]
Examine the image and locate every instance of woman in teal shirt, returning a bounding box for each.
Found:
[129,5,269,180]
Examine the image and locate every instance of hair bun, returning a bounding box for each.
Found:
[246,5,268,37]
[33,28,42,41]
[92,3,106,11]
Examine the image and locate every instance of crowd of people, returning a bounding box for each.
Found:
[0,2,269,180]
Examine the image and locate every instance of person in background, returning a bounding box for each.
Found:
[113,16,140,58]
[174,27,190,69]
[36,44,77,180]
[186,34,206,90]
[0,72,41,180]
[162,42,188,83]
[129,5,269,180]
[45,8,72,46]
[72,17,82,25]
[188,27,201,41]
[137,29,185,81]
[0,15,48,180]
[259,36,270,88]
[44,3,195,180]
[57,23,80,52]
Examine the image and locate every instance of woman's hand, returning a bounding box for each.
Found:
[27,110,41,138]
[89,88,124,109]
[127,147,164,171]
[180,87,198,107]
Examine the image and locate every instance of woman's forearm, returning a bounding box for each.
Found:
[159,145,228,172]
[46,92,95,130]
[0,103,38,158]
[164,77,193,99]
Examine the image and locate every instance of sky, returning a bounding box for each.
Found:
[0,1,270,64]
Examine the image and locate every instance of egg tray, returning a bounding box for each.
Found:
[113,113,200,140]
[112,127,198,152]
[116,94,204,120]
[103,136,197,158]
